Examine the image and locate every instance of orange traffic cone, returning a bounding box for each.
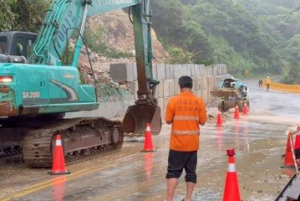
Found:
[281,133,295,168]
[234,106,240,119]
[242,103,248,115]
[294,135,300,165]
[141,123,155,152]
[216,110,223,127]
[49,135,70,175]
[223,149,241,201]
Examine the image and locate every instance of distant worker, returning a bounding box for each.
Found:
[165,76,207,201]
[265,76,271,91]
[258,78,263,88]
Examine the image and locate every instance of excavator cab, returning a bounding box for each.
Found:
[123,78,162,136]
[0,31,37,58]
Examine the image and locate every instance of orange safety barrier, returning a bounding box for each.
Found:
[262,81,300,94]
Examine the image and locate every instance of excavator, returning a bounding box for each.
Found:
[0,0,161,167]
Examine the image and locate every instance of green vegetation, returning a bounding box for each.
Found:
[152,0,300,81]
[1,0,300,83]
[0,0,49,32]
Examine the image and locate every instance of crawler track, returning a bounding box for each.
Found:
[0,117,123,168]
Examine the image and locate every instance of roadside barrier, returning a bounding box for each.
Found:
[141,123,155,152]
[49,135,70,175]
[216,110,223,127]
[263,81,300,94]
[223,149,241,201]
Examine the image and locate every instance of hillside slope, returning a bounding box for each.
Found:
[79,10,168,75]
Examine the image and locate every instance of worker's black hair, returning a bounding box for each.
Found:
[178,76,193,89]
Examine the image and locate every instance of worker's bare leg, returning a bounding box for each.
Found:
[183,182,195,201]
[167,178,178,201]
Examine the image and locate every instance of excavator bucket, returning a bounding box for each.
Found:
[123,104,162,136]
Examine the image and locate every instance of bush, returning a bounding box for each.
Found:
[167,46,192,64]
[280,63,300,84]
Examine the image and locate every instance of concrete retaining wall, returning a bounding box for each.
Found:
[110,63,231,112]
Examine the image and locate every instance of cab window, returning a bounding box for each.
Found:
[0,37,7,54]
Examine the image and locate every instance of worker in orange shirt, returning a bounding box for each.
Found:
[165,76,207,201]
[265,76,270,91]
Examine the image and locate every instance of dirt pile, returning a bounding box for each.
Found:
[87,10,168,62]
[78,10,168,94]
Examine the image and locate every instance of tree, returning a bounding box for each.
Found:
[0,0,16,31]
[0,0,49,32]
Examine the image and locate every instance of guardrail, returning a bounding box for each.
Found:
[263,81,300,94]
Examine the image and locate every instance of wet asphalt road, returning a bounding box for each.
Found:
[0,79,299,201]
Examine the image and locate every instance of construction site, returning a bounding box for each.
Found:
[0,0,300,201]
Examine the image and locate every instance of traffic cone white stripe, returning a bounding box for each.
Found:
[228,164,236,172]
[56,140,62,146]
[146,126,151,132]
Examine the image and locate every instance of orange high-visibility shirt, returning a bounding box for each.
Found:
[165,91,207,151]
[265,78,270,84]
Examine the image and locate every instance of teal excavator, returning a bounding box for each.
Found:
[0,0,161,167]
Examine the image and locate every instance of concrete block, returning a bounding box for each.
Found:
[194,65,200,77]
[158,82,164,98]
[193,77,198,91]
[152,63,157,80]
[213,65,218,76]
[197,76,207,90]
[199,65,205,76]
[165,64,174,79]
[190,64,196,77]
[110,63,134,82]
[209,76,217,89]
[163,80,170,97]
[206,77,211,90]
[164,97,170,109]
[154,83,159,98]
[157,98,164,110]
[219,64,227,75]
[128,81,138,99]
[174,79,179,95]
[169,79,175,96]
[218,64,222,75]
[156,64,166,80]
[195,65,205,77]
[173,65,180,79]
[200,89,208,103]
[132,63,137,81]
[192,76,196,92]
[173,65,190,79]
[205,65,214,76]
[183,64,191,76]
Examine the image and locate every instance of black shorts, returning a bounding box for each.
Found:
[166,149,197,183]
